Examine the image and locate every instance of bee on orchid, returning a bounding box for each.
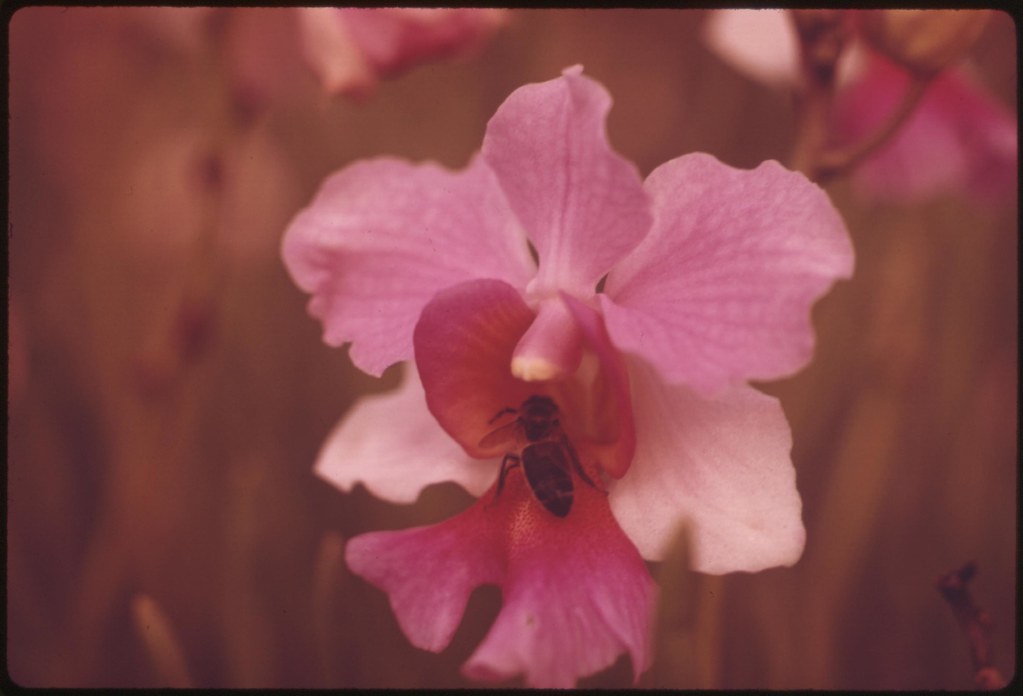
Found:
[479,394,601,518]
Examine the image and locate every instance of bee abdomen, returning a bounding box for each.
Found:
[521,443,574,518]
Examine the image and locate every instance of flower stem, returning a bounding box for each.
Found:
[813,74,932,184]
[787,10,933,186]
[936,562,1007,690]
[788,11,847,179]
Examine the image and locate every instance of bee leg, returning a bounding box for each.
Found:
[561,436,607,494]
[487,453,521,508]
[487,406,518,425]
[573,460,607,494]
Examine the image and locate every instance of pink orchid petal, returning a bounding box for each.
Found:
[609,357,805,573]
[348,462,654,686]
[295,8,374,97]
[510,297,584,382]
[602,153,853,395]
[413,278,538,457]
[481,66,652,298]
[560,295,636,479]
[463,471,654,687]
[282,155,535,377]
[835,56,1018,203]
[314,365,499,503]
[345,501,502,653]
[339,8,506,79]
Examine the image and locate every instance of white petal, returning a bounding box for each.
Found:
[609,357,806,573]
[315,364,499,503]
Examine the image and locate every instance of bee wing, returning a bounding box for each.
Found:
[478,420,523,450]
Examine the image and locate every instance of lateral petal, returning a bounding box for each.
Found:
[602,153,853,395]
[282,154,534,377]
[314,364,499,503]
[609,356,806,573]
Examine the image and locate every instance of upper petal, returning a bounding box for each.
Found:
[602,153,853,396]
[482,66,652,298]
[609,356,805,573]
[314,364,499,503]
[282,154,535,376]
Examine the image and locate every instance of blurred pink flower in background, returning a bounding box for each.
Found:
[283,67,853,686]
[702,9,1017,204]
[832,53,1018,203]
[222,7,506,117]
[300,8,507,96]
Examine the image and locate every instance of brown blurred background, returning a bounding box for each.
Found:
[6,8,1017,689]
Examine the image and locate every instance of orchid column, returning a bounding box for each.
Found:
[283,66,854,687]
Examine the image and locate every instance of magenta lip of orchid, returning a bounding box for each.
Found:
[282,65,854,686]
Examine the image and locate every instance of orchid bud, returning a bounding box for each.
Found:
[858,9,991,77]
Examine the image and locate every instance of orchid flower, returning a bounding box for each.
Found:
[283,66,854,686]
[703,9,1017,203]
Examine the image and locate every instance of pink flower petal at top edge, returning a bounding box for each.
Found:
[462,469,655,687]
[414,278,540,458]
[339,8,506,79]
[314,365,499,504]
[835,56,1018,204]
[609,356,805,572]
[481,66,653,299]
[296,8,376,97]
[702,9,801,87]
[281,154,535,377]
[602,153,853,396]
